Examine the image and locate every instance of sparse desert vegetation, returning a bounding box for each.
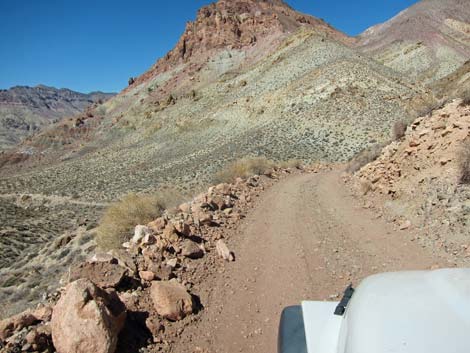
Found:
[214,157,276,183]
[96,191,183,250]
[0,0,469,352]
[391,120,408,141]
[346,143,387,173]
[458,139,470,184]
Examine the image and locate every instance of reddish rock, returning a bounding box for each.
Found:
[181,240,204,259]
[150,280,194,321]
[0,311,37,341]
[216,239,234,261]
[139,270,155,281]
[173,221,191,237]
[162,224,180,243]
[178,202,192,214]
[145,316,164,338]
[148,217,167,233]
[32,305,53,322]
[69,261,127,289]
[51,279,126,353]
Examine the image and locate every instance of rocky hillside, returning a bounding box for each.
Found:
[131,0,350,88]
[0,0,466,340]
[0,0,435,202]
[431,59,470,101]
[0,85,114,150]
[356,0,470,83]
[349,99,470,258]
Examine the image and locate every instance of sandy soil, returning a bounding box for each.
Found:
[172,169,448,353]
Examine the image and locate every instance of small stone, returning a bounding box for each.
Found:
[181,240,204,259]
[399,220,411,230]
[132,225,152,245]
[216,240,234,261]
[166,258,178,268]
[150,280,194,321]
[139,271,155,282]
[148,218,167,233]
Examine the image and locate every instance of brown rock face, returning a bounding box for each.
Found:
[0,311,37,341]
[0,305,52,341]
[51,279,126,353]
[68,261,127,289]
[150,280,194,321]
[181,239,205,259]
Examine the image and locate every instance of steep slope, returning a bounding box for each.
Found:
[131,0,350,89]
[350,99,470,257]
[431,59,470,101]
[0,85,114,150]
[0,26,434,201]
[0,0,440,318]
[357,0,470,82]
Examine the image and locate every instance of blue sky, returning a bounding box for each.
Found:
[0,0,419,93]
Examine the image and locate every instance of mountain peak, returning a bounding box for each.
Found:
[132,0,348,86]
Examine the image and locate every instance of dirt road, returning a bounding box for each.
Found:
[175,170,446,353]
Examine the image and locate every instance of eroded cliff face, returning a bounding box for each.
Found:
[133,0,349,86]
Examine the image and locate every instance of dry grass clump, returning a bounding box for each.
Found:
[458,139,470,184]
[278,159,303,169]
[346,143,387,174]
[459,91,470,107]
[96,191,183,250]
[392,120,408,141]
[214,157,275,183]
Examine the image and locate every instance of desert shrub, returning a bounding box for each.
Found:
[96,191,183,250]
[278,159,303,169]
[214,157,275,183]
[346,143,387,174]
[459,140,470,184]
[459,91,470,107]
[392,120,408,141]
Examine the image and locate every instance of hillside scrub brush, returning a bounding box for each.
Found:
[391,120,408,141]
[346,142,388,174]
[459,139,470,184]
[96,191,183,250]
[214,157,276,183]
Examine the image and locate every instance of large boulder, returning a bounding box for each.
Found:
[69,261,127,289]
[150,280,193,321]
[51,279,126,353]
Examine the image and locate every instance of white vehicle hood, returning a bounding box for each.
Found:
[302,268,470,353]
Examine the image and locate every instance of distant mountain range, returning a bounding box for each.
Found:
[0,85,115,150]
[357,0,470,82]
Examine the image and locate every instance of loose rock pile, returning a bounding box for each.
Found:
[0,165,313,353]
[348,99,470,261]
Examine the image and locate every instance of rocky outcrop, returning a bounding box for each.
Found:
[349,99,470,258]
[51,279,126,353]
[133,0,349,86]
